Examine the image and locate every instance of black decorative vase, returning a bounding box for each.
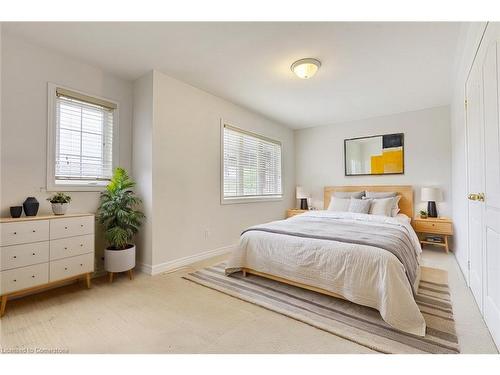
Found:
[10,206,22,218]
[300,198,309,210]
[427,201,438,218]
[23,197,39,216]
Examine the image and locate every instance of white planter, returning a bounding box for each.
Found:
[104,245,136,273]
[51,203,69,215]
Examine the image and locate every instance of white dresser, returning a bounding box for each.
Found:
[0,213,95,317]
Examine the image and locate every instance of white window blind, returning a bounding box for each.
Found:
[223,124,282,201]
[54,90,114,185]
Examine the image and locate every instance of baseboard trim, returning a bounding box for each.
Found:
[137,244,236,276]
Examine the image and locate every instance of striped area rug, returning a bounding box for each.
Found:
[183,264,459,354]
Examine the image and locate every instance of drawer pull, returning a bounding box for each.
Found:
[32,230,36,233]
[32,253,36,256]
[13,255,17,259]
[13,232,17,235]
[13,279,17,282]
[32,275,35,278]
[64,267,68,270]
[80,244,83,247]
[81,224,84,227]
[64,247,68,250]
[65,226,68,229]
[80,264,83,267]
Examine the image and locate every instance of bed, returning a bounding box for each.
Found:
[225,185,426,336]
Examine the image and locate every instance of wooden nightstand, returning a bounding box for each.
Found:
[286,209,308,218]
[412,217,453,253]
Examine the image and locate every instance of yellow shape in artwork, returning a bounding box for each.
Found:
[370,155,384,174]
[370,149,403,174]
[382,149,403,173]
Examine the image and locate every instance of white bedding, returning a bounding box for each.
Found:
[226,210,425,336]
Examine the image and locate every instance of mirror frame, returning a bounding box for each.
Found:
[343,133,405,176]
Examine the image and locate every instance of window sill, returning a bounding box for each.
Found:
[221,196,283,205]
[47,181,109,192]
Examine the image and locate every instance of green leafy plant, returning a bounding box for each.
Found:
[47,192,72,204]
[97,168,145,250]
[419,210,428,218]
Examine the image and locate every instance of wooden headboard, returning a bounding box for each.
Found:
[324,185,414,219]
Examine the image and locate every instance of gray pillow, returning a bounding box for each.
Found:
[365,191,397,199]
[348,197,371,213]
[334,191,365,199]
[369,197,394,216]
[363,194,401,216]
[327,197,351,212]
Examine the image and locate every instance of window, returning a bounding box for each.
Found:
[47,84,117,190]
[222,122,282,203]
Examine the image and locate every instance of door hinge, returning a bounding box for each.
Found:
[465,99,468,108]
[468,260,471,270]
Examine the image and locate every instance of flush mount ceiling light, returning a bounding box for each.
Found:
[291,58,321,79]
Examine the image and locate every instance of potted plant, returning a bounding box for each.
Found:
[419,210,428,219]
[97,168,145,281]
[47,192,72,215]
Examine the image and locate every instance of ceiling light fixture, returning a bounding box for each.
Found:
[291,58,321,79]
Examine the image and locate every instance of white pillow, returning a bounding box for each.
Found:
[327,197,351,212]
[348,197,371,213]
[369,197,394,216]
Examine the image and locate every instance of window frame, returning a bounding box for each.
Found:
[220,119,284,205]
[46,83,120,192]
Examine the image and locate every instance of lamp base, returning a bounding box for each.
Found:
[300,198,309,210]
[427,201,437,218]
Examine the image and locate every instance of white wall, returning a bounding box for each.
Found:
[0,34,134,269]
[132,72,154,267]
[134,70,295,273]
[295,106,452,216]
[450,22,487,278]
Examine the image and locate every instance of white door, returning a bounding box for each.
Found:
[482,38,500,349]
[466,22,500,349]
[466,59,484,310]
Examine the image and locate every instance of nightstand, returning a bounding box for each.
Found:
[286,209,308,218]
[413,217,453,253]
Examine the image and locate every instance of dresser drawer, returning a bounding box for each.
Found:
[414,220,453,235]
[0,220,50,247]
[49,253,94,282]
[1,263,49,294]
[50,216,94,240]
[1,241,50,271]
[50,234,94,261]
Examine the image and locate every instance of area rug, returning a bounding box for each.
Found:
[183,264,460,354]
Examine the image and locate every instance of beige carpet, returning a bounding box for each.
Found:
[184,264,460,354]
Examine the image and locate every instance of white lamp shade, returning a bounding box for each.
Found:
[421,187,443,202]
[296,186,309,199]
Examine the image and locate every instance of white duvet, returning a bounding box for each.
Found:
[226,210,426,336]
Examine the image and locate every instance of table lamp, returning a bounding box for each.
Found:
[296,186,309,210]
[421,187,443,218]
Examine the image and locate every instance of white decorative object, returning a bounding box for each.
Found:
[51,203,69,215]
[105,245,136,273]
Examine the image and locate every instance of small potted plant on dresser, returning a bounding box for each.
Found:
[47,192,71,215]
[97,168,145,282]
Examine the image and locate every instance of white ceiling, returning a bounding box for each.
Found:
[3,22,462,128]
